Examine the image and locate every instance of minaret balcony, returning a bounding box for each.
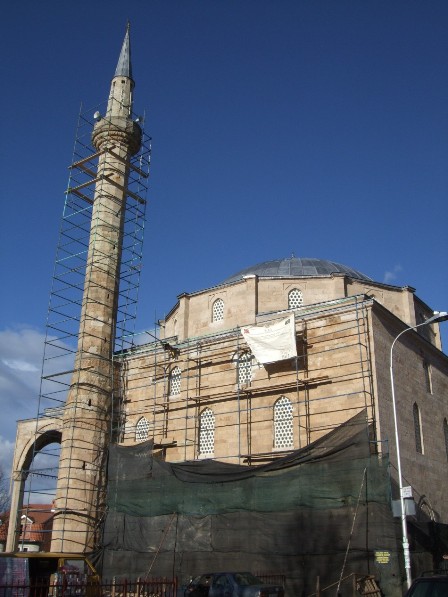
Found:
[92,116,142,155]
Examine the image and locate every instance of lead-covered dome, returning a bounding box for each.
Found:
[222,257,372,284]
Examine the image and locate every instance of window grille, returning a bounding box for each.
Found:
[288,288,303,309]
[212,298,224,322]
[199,408,215,455]
[413,403,423,454]
[419,498,436,521]
[170,366,181,396]
[237,352,252,386]
[136,417,150,442]
[274,396,294,449]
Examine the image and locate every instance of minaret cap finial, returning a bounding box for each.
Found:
[115,21,133,81]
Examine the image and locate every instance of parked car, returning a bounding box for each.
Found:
[184,572,284,597]
[404,572,448,596]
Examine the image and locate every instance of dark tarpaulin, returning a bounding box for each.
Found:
[100,411,404,596]
[119,408,372,486]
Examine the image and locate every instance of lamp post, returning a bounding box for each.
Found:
[390,310,448,591]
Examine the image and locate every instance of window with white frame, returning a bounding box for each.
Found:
[237,352,252,386]
[274,396,294,449]
[136,417,150,442]
[413,403,423,454]
[288,288,303,310]
[170,366,181,396]
[212,298,224,322]
[199,408,215,456]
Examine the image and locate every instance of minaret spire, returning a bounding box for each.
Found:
[115,21,133,80]
[106,22,136,120]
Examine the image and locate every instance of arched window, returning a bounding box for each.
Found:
[413,403,423,454]
[236,352,252,386]
[288,288,303,310]
[274,396,294,449]
[199,408,215,456]
[418,498,436,522]
[423,361,433,394]
[170,366,181,396]
[444,419,448,462]
[136,417,150,442]
[212,298,224,322]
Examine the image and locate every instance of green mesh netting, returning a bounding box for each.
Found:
[100,411,404,596]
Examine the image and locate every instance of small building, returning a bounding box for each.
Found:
[1,505,53,553]
[0,513,9,552]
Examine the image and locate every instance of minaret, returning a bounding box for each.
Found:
[51,24,142,552]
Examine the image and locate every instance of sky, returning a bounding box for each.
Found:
[1,0,448,488]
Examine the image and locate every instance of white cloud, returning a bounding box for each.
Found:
[0,327,46,478]
[0,327,76,504]
[0,436,15,478]
[2,359,39,373]
[0,327,69,506]
[0,327,45,393]
[133,328,160,346]
[383,264,403,285]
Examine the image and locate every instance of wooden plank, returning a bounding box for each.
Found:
[70,188,94,205]
[68,176,102,193]
[77,163,97,178]
[70,150,102,169]
[127,189,146,205]
[103,174,146,205]
[107,146,149,178]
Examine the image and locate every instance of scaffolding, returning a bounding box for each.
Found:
[17,100,151,546]
[113,294,376,466]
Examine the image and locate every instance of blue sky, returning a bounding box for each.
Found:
[1,1,448,481]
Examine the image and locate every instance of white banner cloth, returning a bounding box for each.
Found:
[241,316,297,364]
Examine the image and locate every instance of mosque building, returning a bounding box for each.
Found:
[6,25,448,596]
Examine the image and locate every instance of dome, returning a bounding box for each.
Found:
[222,257,372,284]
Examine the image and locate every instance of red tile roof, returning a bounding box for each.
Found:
[0,505,54,550]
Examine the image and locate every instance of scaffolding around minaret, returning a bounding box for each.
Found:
[6,98,151,552]
[50,98,150,422]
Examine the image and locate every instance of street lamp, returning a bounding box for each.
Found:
[390,310,448,591]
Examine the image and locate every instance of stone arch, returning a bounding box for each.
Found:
[19,429,62,474]
[7,417,62,552]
